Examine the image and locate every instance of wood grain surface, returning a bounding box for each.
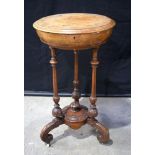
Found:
[33,13,115,34]
[33,13,116,50]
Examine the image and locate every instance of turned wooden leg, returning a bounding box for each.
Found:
[49,47,63,118]
[88,48,99,118]
[87,47,110,143]
[40,47,64,145]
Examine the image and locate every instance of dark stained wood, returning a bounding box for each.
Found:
[33,13,115,145]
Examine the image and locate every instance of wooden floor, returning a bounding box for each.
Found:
[24,97,131,155]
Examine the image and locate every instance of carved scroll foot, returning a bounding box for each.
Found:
[40,118,64,145]
[87,118,109,144]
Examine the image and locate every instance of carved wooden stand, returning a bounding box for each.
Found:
[40,47,110,146]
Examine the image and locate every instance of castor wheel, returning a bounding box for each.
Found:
[40,118,64,146]
[44,134,53,146]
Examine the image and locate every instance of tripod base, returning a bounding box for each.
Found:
[40,104,110,146]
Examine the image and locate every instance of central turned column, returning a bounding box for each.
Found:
[64,50,88,129]
[71,50,81,111]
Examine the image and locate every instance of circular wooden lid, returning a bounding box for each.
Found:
[33,13,116,34]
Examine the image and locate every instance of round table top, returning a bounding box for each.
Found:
[33,13,115,34]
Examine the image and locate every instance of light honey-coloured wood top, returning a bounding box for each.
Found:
[33,13,115,34]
